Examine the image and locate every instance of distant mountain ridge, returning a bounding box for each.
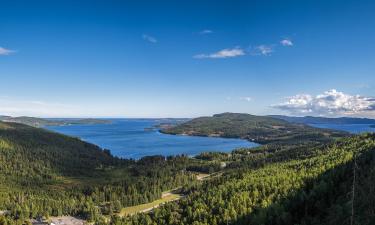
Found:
[0,115,111,127]
[270,115,375,124]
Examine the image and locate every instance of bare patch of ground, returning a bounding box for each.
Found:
[49,216,85,225]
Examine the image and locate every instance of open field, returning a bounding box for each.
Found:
[196,173,210,180]
[196,172,222,181]
[119,193,183,216]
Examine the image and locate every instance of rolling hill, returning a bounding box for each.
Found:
[161,113,349,144]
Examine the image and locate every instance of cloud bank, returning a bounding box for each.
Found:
[194,47,245,59]
[274,89,375,116]
[0,47,15,55]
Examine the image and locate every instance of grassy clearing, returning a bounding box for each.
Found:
[196,173,210,180]
[118,172,220,217]
[196,172,223,181]
[119,193,183,216]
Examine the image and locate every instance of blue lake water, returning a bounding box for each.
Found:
[46,119,258,159]
[308,123,375,134]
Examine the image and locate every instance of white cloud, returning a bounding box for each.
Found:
[280,39,293,46]
[253,45,273,56]
[273,89,375,116]
[225,96,253,102]
[0,47,15,55]
[142,34,157,43]
[199,29,213,35]
[0,97,82,117]
[195,38,294,59]
[194,47,245,59]
[240,96,252,102]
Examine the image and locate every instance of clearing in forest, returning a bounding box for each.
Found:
[119,192,183,216]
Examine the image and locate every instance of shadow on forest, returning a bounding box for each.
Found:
[231,147,375,225]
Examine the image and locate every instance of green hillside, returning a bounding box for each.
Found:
[162,113,348,144]
[0,121,198,224]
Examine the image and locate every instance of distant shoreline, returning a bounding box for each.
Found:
[0,116,112,128]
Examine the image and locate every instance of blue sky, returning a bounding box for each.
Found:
[1,0,375,118]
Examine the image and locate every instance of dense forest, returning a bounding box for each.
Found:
[0,122,206,224]
[0,114,374,225]
[117,133,374,225]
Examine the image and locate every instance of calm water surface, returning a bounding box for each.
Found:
[46,119,258,159]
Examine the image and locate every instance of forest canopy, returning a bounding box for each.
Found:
[0,117,373,225]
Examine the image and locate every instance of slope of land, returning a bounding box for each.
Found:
[0,116,111,127]
[162,112,348,144]
[0,121,202,224]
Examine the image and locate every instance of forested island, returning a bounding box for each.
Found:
[161,113,348,144]
[0,116,111,127]
[0,113,374,225]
